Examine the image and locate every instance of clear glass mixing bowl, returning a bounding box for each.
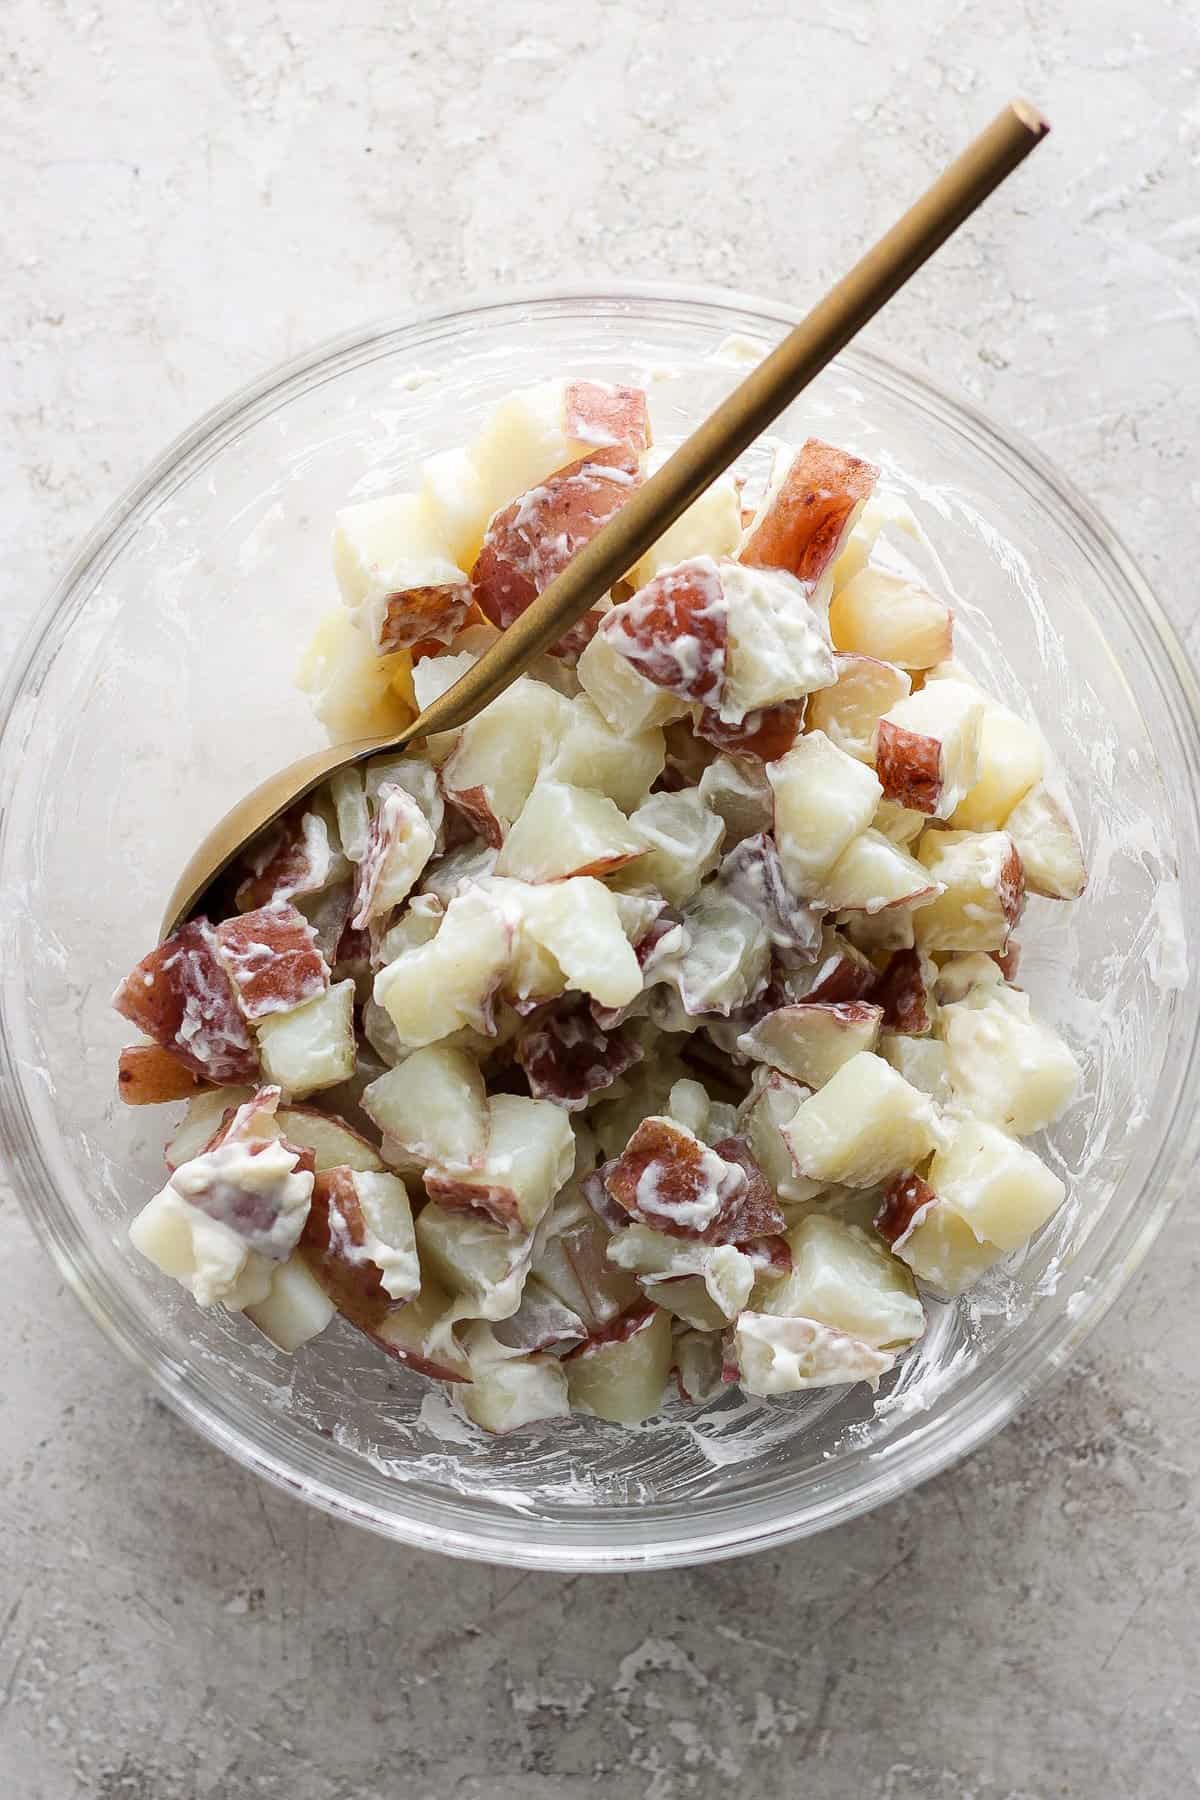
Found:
[2,286,1197,1570]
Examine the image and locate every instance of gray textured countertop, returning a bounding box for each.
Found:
[4,4,1199,1796]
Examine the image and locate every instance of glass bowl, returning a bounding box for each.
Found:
[2,286,1197,1571]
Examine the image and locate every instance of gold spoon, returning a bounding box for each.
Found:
[164,99,1049,939]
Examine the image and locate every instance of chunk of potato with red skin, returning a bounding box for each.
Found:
[600,556,728,708]
[604,1117,783,1243]
[715,832,824,958]
[870,947,937,1035]
[118,1043,212,1106]
[787,928,877,1004]
[298,1165,412,1326]
[806,654,911,763]
[820,829,941,914]
[1003,782,1087,900]
[913,830,1025,954]
[113,919,259,1084]
[350,786,436,928]
[738,1000,883,1089]
[235,809,344,913]
[471,445,640,653]
[371,571,473,655]
[424,1093,574,1232]
[365,1276,472,1382]
[516,1000,643,1112]
[694,696,805,762]
[564,378,650,452]
[565,1302,673,1425]
[874,680,984,819]
[214,900,329,1022]
[740,439,878,583]
[494,780,645,883]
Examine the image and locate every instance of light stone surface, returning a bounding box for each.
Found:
[3,2,1200,1796]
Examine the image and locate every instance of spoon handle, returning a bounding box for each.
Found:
[411,99,1049,742]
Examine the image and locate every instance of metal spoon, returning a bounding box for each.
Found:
[163,100,1049,939]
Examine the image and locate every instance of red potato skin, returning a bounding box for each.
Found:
[999,839,1027,938]
[564,380,650,453]
[875,719,944,815]
[871,949,934,1035]
[739,439,878,581]
[563,1299,659,1360]
[694,697,805,762]
[300,1166,391,1324]
[441,782,505,849]
[235,809,336,912]
[471,445,641,654]
[117,1043,211,1106]
[516,1001,643,1110]
[992,942,1020,982]
[600,558,728,708]
[794,942,877,1004]
[112,919,259,1085]
[423,1169,523,1229]
[215,900,329,1021]
[374,578,472,655]
[604,1120,784,1244]
[875,1171,937,1246]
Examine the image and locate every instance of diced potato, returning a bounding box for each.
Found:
[720,563,836,718]
[631,456,741,587]
[821,828,941,913]
[830,488,921,592]
[468,377,643,523]
[332,492,445,607]
[532,1192,642,1329]
[914,830,1024,953]
[298,609,415,742]
[758,1214,924,1349]
[929,1116,1066,1251]
[517,878,642,1010]
[577,627,690,736]
[305,1167,421,1307]
[620,790,724,907]
[441,678,570,843]
[1003,782,1087,900]
[933,951,1005,1006]
[739,1001,883,1088]
[243,1254,336,1353]
[329,767,371,864]
[425,1094,574,1232]
[665,1078,711,1139]
[414,1201,531,1320]
[374,887,511,1048]
[887,1192,1005,1297]
[666,888,771,1017]
[673,1328,726,1404]
[460,1339,570,1435]
[566,1306,673,1424]
[368,1275,471,1381]
[829,567,953,670]
[362,1045,489,1169]
[742,1073,826,1206]
[419,446,491,568]
[739,438,877,589]
[875,679,985,819]
[940,985,1080,1136]
[165,1086,255,1170]
[734,1312,894,1395]
[352,786,436,926]
[495,780,645,883]
[256,979,357,1097]
[949,703,1045,831]
[806,654,912,763]
[697,754,775,846]
[546,695,665,811]
[873,798,927,847]
[839,906,915,959]
[767,732,882,897]
[781,1051,940,1187]
[275,1106,385,1173]
[608,1225,753,1320]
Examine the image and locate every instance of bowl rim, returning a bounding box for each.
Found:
[3,279,1199,1570]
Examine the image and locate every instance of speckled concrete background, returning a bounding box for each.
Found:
[4,3,1199,1796]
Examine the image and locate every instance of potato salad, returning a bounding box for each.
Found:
[112,375,1088,1434]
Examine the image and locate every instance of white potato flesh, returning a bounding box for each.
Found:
[427,1094,575,1233]
[666,888,771,1017]
[257,979,357,1097]
[830,488,921,593]
[331,492,446,608]
[362,1045,489,1169]
[298,609,415,742]
[566,1308,673,1424]
[631,455,741,587]
[1004,781,1088,900]
[374,887,511,1047]
[734,1313,894,1395]
[742,1073,826,1206]
[873,798,927,847]
[353,786,436,926]
[806,654,912,763]
[577,628,690,736]
[419,445,491,568]
[781,1051,940,1187]
[890,1195,1006,1297]
[244,1254,337,1352]
[941,986,1080,1137]
[665,1077,711,1140]
[720,562,836,718]
[768,732,882,897]
[532,1192,642,1328]
[949,703,1045,832]
[546,695,665,812]
[621,790,725,907]
[335,1170,421,1303]
[839,906,915,958]
[821,829,941,914]
[739,1001,883,1088]
[875,679,985,820]
[369,1275,471,1381]
[494,780,645,883]
[608,1228,754,1325]
[460,1351,570,1435]
[879,1033,952,1104]
[673,1329,726,1403]
[469,378,610,521]
[760,1214,923,1349]
[829,567,953,670]
[414,1202,532,1320]
[914,830,1024,954]
[165,1086,255,1170]
[329,767,371,863]
[441,678,570,840]
[929,1116,1066,1252]
[275,1107,385,1173]
[517,878,642,1009]
[697,755,775,846]
[933,952,1004,1006]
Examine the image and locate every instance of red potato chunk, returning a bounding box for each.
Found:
[715,832,823,959]
[301,1165,418,1326]
[117,1043,212,1106]
[351,785,436,929]
[215,900,329,1022]
[871,947,936,1036]
[235,809,343,912]
[875,1171,937,1246]
[787,928,877,1004]
[373,576,472,655]
[600,556,728,708]
[564,379,650,452]
[113,919,259,1084]
[471,445,641,653]
[694,696,806,762]
[516,1001,643,1112]
[740,439,878,583]
[604,1118,783,1243]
